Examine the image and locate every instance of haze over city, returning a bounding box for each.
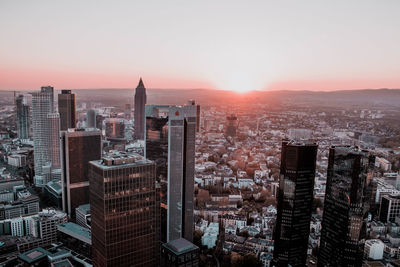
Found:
[1,0,400,92]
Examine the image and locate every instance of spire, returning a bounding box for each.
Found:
[137,77,145,89]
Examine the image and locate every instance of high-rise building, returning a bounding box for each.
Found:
[134,78,147,140]
[16,94,30,139]
[105,118,125,139]
[61,128,102,217]
[318,146,375,267]
[89,151,160,266]
[58,90,76,131]
[226,114,238,137]
[379,194,400,223]
[273,140,318,267]
[46,113,61,170]
[187,100,200,132]
[86,109,96,128]
[145,103,197,242]
[31,86,57,187]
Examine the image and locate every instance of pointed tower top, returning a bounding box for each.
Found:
[137,77,145,89]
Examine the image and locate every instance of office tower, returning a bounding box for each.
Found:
[187,100,200,133]
[105,118,125,139]
[226,114,238,137]
[31,86,56,187]
[273,140,318,267]
[124,103,131,119]
[61,129,101,217]
[145,103,196,242]
[379,194,400,223]
[318,146,375,267]
[95,114,105,130]
[47,113,61,170]
[134,78,147,140]
[89,151,160,266]
[58,90,76,130]
[86,109,96,128]
[16,94,30,139]
[161,238,200,267]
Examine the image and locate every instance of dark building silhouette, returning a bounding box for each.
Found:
[61,128,102,217]
[134,78,147,140]
[318,146,375,267]
[226,114,238,137]
[86,109,96,128]
[273,140,318,267]
[58,90,76,131]
[379,194,400,223]
[89,151,160,266]
[161,238,199,267]
[145,103,197,243]
[16,94,30,139]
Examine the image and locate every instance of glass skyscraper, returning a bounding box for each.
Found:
[145,103,197,243]
[15,94,30,139]
[58,90,76,131]
[273,140,318,267]
[318,146,375,267]
[89,152,160,266]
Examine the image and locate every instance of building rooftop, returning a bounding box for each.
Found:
[57,222,91,245]
[76,204,90,214]
[90,151,153,169]
[18,247,48,263]
[163,238,199,255]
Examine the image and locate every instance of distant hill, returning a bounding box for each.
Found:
[2,88,400,108]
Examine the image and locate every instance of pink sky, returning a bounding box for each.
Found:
[1,0,400,92]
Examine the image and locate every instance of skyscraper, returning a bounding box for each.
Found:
[58,90,76,131]
[31,86,56,187]
[145,103,197,242]
[134,78,147,140]
[86,109,96,128]
[273,140,318,267]
[16,94,30,139]
[226,114,238,137]
[318,146,375,267]
[61,128,102,217]
[89,151,160,266]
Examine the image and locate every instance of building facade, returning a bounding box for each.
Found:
[379,194,400,223]
[58,90,76,131]
[61,128,102,217]
[16,94,30,139]
[31,86,57,187]
[273,140,318,267]
[318,146,375,267]
[89,151,160,266]
[145,103,197,243]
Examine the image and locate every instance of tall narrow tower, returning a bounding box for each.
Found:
[58,90,76,131]
[273,140,318,267]
[318,146,375,267]
[134,78,147,140]
[16,94,30,139]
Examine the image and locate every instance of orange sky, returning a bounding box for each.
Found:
[1,1,400,92]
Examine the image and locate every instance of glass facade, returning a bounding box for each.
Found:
[273,140,318,267]
[58,90,76,131]
[318,146,375,267]
[89,156,160,266]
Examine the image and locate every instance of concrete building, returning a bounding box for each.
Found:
[379,194,400,223]
[161,238,199,267]
[364,239,384,260]
[86,109,96,128]
[75,204,90,229]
